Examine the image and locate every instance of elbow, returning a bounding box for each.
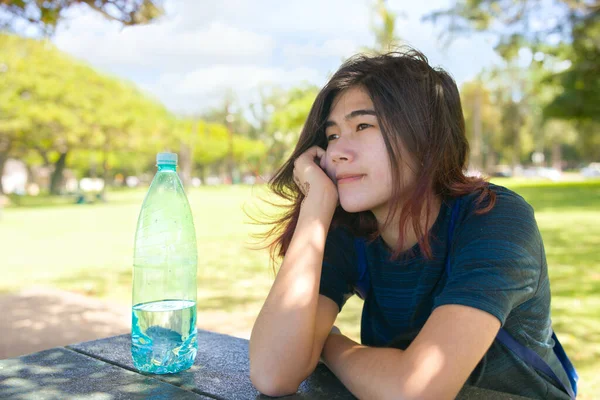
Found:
[250,367,301,397]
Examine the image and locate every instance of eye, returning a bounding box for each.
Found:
[327,133,340,141]
[357,123,371,131]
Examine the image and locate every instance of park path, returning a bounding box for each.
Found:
[0,287,129,359]
[0,287,254,360]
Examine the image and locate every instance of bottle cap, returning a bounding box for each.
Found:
[156,152,177,166]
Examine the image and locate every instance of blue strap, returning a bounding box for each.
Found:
[495,330,577,399]
[551,331,578,398]
[445,198,577,399]
[354,238,369,299]
[445,198,462,276]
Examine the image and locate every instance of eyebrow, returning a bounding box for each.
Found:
[325,109,377,128]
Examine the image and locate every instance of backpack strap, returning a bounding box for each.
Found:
[446,197,462,276]
[354,237,369,300]
[495,330,577,399]
[446,198,577,399]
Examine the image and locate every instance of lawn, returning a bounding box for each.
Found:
[1,179,598,397]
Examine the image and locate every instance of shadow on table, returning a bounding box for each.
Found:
[69,332,356,400]
[0,347,204,399]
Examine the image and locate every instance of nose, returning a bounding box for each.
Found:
[328,135,355,165]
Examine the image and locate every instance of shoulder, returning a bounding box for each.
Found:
[323,226,359,266]
[456,184,538,234]
[460,183,534,220]
[452,183,543,258]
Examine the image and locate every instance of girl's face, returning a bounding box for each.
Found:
[323,86,417,221]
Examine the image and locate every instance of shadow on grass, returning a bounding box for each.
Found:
[5,191,145,209]
[52,268,132,299]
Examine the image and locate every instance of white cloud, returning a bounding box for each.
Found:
[53,9,276,72]
[282,39,359,60]
[47,0,500,114]
[145,65,323,113]
[170,0,372,39]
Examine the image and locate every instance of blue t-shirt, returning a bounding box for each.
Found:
[319,184,571,399]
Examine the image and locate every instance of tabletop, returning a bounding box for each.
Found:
[0,329,532,399]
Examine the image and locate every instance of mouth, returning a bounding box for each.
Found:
[336,174,365,184]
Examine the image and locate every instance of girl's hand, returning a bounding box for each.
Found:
[293,146,338,207]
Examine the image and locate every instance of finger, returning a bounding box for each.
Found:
[309,146,326,161]
[319,153,327,170]
[298,146,325,162]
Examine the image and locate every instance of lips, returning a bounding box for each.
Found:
[336,174,365,184]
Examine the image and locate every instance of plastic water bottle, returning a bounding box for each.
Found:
[131,152,198,374]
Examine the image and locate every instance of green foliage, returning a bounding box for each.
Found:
[361,0,404,54]
[1,0,164,35]
[544,13,600,123]
[460,79,503,167]
[0,33,178,190]
[219,83,320,172]
[426,0,600,124]
[0,33,270,190]
[0,34,98,154]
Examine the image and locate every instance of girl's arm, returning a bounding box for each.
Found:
[249,146,340,397]
[322,304,500,400]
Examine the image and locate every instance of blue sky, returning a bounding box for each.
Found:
[49,0,504,114]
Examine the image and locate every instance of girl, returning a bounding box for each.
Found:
[249,48,576,400]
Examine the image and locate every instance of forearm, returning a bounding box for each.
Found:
[322,334,406,400]
[250,191,337,390]
[323,334,457,400]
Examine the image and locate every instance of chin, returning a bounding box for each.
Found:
[339,197,372,213]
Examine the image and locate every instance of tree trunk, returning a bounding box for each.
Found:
[0,135,12,195]
[0,156,7,195]
[552,142,562,171]
[471,86,483,172]
[100,139,110,202]
[511,123,521,174]
[0,154,8,196]
[198,165,207,185]
[36,147,51,167]
[485,150,497,176]
[179,142,193,187]
[25,163,34,185]
[50,151,68,195]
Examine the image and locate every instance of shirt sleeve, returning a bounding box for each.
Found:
[433,189,543,326]
[319,227,358,312]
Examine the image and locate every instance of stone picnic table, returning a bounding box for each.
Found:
[0,329,531,399]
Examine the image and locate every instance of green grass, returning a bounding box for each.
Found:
[1,179,599,398]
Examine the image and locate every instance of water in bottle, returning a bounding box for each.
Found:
[131,152,198,374]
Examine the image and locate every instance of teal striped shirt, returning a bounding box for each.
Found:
[320,184,571,399]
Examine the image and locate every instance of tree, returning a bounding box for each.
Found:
[1,0,164,34]
[460,79,502,173]
[268,85,319,170]
[544,13,600,123]
[0,33,93,194]
[424,0,598,49]
[0,33,174,195]
[91,78,172,198]
[425,0,600,123]
[362,0,405,54]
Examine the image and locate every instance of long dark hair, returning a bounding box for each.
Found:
[261,47,495,265]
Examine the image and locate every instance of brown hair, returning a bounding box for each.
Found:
[261,47,495,265]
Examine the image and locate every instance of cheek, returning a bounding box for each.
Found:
[323,150,337,181]
[367,143,393,186]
